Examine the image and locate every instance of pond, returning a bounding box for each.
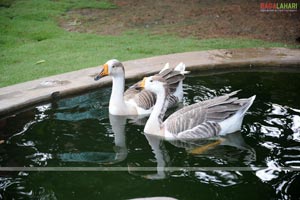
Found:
[1,71,300,200]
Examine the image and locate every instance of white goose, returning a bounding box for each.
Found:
[94,59,188,116]
[139,76,256,140]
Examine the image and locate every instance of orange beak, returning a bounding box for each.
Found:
[94,64,109,81]
[139,77,147,88]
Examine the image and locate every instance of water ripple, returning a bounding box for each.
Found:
[2,72,300,199]
[194,171,242,187]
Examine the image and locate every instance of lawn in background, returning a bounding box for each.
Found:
[0,0,296,87]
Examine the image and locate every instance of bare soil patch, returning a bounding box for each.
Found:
[59,0,300,45]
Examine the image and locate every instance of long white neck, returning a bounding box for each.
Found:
[109,75,127,114]
[144,88,168,137]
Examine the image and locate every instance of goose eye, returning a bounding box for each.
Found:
[112,65,115,68]
[150,79,153,82]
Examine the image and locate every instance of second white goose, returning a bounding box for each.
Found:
[139,76,256,140]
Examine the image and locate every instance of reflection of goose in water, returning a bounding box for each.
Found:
[191,135,255,187]
[131,131,256,180]
[52,89,110,122]
[131,134,170,180]
[58,114,133,164]
[175,131,256,165]
[167,131,256,166]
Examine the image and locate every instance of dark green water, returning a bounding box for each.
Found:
[1,71,300,200]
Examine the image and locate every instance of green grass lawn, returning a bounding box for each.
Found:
[0,0,298,88]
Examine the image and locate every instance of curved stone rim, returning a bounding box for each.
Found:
[0,47,300,118]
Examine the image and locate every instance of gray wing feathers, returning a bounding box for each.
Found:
[167,94,179,108]
[124,87,140,101]
[166,74,185,93]
[169,90,239,116]
[158,68,185,93]
[133,90,157,110]
[177,122,221,139]
[165,90,250,137]
[124,81,157,110]
[124,63,187,110]
[159,68,173,77]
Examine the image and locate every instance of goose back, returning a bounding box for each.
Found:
[164,91,250,138]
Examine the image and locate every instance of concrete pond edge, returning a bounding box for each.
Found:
[1,47,300,118]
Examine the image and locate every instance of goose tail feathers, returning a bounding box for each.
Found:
[218,94,256,135]
[238,95,256,116]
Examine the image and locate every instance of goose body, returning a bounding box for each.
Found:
[94,59,188,116]
[139,76,256,140]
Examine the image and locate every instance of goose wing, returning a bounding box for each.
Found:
[164,91,246,139]
[124,82,157,110]
[133,89,157,110]
[123,64,186,109]
[125,86,179,110]
[124,81,143,101]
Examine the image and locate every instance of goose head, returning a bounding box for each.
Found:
[94,59,125,81]
[140,76,169,95]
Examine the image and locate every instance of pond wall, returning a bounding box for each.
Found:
[0,48,300,118]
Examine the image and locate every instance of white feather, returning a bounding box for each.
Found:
[174,62,189,74]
